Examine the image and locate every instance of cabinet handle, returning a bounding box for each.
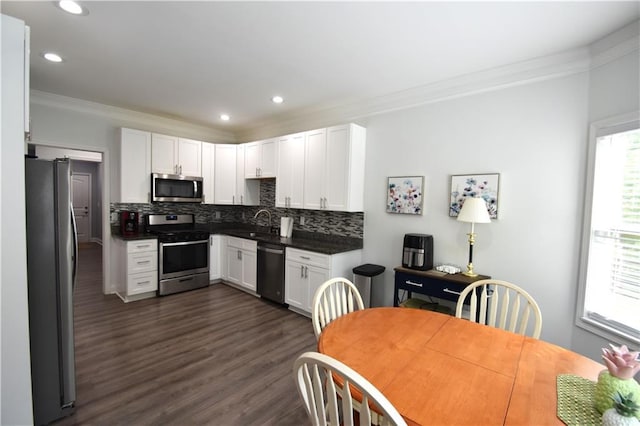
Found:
[237,250,242,260]
[148,192,151,203]
[304,266,308,278]
[137,260,150,265]
[443,288,461,295]
[232,195,235,205]
[137,280,150,285]
[210,236,213,246]
[300,256,311,260]
[240,195,243,205]
[405,280,423,288]
[179,165,183,174]
[136,244,150,249]
[300,265,304,278]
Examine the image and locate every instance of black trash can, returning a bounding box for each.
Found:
[352,264,385,308]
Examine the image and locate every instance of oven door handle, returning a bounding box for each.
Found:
[160,239,209,247]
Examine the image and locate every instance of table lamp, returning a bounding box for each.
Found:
[457,197,491,277]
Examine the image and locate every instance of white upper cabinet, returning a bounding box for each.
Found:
[214,144,237,205]
[245,138,277,178]
[303,124,366,212]
[151,133,177,175]
[276,132,305,209]
[236,144,259,205]
[151,133,202,176]
[178,138,202,177]
[303,128,327,210]
[201,142,215,205]
[117,128,151,203]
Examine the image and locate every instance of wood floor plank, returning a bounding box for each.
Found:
[55,243,315,425]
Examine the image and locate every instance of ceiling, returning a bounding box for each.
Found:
[2,1,638,136]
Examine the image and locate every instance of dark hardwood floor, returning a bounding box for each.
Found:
[56,243,315,425]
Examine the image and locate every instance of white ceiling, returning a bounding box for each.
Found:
[2,1,638,136]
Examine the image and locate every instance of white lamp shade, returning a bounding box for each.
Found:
[457,197,491,223]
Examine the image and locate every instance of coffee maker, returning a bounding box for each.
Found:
[402,233,433,271]
[119,211,139,236]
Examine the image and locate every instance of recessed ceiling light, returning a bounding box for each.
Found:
[220,114,230,121]
[43,52,64,63]
[271,96,284,104]
[57,0,89,15]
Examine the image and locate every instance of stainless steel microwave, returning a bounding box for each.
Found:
[151,173,203,203]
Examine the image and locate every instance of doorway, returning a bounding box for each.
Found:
[72,172,91,243]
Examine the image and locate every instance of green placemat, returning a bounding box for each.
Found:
[557,374,601,425]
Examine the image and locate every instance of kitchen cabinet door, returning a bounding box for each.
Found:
[303,128,327,210]
[209,234,221,281]
[285,260,307,312]
[244,141,260,178]
[302,124,366,212]
[226,245,242,285]
[178,138,202,177]
[151,133,178,175]
[214,144,236,204]
[324,124,366,211]
[236,144,259,205]
[118,128,151,203]
[245,139,277,178]
[305,265,331,313]
[201,142,214,204]
[260,138,277,177]
[240,248,257,292]
[276,132,305,208]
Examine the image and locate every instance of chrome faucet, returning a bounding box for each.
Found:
[253,209,272,228]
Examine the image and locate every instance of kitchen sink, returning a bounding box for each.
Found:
[226,229,282,243]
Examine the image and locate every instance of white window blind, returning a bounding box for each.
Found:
[582,126,640,343]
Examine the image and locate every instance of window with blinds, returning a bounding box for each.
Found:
[581,123,640,344]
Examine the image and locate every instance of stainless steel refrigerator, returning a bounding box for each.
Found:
[25,157,77,425]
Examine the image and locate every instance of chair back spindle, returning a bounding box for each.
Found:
[455,279,542,339]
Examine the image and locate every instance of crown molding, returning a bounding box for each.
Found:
[236,47,591,141]
[30,90,236,143]
[590,20,639,69]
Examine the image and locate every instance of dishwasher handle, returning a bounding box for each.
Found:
[257,245,284,255]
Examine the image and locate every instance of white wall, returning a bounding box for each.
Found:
[359,74,589,348]
[1,14,34,426]
[571,21,639,361]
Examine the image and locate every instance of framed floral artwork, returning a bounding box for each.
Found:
[387,176,423,215]
[449,173,500,219]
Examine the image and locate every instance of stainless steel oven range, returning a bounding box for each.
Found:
[145,214,210,296]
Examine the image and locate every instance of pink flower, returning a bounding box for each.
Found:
[602,344,640,380]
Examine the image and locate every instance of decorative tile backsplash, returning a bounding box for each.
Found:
[111,179,364,238]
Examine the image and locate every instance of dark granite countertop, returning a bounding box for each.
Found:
[112,223,362,255]
[207,223,362,255]
[111,228,158,241]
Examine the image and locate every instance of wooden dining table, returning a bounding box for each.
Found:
[317,307,604,426]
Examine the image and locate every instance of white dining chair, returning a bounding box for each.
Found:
[293,351,407,426]
[312,278,365,339]
[455,279,543,339]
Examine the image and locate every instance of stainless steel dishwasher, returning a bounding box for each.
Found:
[257,242,285,304]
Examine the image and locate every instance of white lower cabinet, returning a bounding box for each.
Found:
[225,237,257,293]
[113,238,158,302]
[209,234,222,281]
[285,247,362,315]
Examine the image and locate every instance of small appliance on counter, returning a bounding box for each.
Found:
[119,211,139,236]
[402,233,433,271]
